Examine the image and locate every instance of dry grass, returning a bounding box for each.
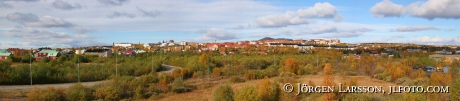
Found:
[0,90,29,101]
[155,75,399,101]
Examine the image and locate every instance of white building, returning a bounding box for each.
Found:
[114,43,132,48]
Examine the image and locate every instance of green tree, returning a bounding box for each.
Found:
[235,86,258,101]
[214,84,234,101]
[66,83,92,101]
[451,78,460,100]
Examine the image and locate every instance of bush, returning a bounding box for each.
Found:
[27,87,66,101]
[212,68,222,78]
[172,77,192,93]
[343,93,372,101]
[134,85,145,99]
[395,77,411,85]
[244,70,256,80]
[257,77,280,101]
[235,86,258,101]
[214,84,234,101]
[93,86,119,101]
[66,83,92,101]
[229,76,246,83]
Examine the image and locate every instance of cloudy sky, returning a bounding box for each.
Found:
[0,0,459,48]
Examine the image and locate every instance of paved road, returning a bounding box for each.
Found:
[0,64,180,91]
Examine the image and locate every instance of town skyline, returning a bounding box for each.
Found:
[1,0,459,49]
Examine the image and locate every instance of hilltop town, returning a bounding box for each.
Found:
[1,37,459,62]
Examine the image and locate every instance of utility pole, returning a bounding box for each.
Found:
[208,57,211,79]
[78,58,80,83]
[29,49,32,85]
[316,53,318,66]
[116,52,118,76]
[152,51,154,73]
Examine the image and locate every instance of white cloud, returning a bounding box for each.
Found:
[370,0,460,20]
[297,2,340,20]
[253,12,310,28]
[298,26,337,35]
[194,28,241,42]
[97,0,128,6]
[445,28,456,32]
[410,0,460,20]
[5,0,40,2]
[357,35,460,45]
[0,2,13,8]
[249,30,292,37]
[6,12,74,28]
[52,0,82,10]
[395,26,439,32]
[0,27,102,48]
[106,11,135,18]
[409,36,444,43]
[232,25,245,30]
[319,28,372,38]
[253,2,341,28]
[370,0,406,17]
[26,15,74,27]
[137,7,161,18]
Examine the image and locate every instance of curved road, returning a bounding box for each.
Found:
[0,64,180,91]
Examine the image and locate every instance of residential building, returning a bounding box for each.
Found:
[34,49,61,61]
[123,49,135,57]
[84,49,112,57]
[0,49,12,60]
[429,54,460,63]
[114,42,133,48]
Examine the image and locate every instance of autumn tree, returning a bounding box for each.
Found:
[257,76,280,101]
[214,84,234,101]
[413,68,427,79]
[244,70,256,80]
[284,58,299,74]
[199,53,209,65]
[323,63,335,101]
[66,83,92,101]
[212,68,222,78]
[235,86,259,101]
[93,86,119,101]
[451,78,460,100]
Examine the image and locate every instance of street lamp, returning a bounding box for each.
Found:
[78,58,80,83]
[29,50,32,85]
[116,52,118,76]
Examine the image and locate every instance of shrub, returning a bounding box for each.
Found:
[27,87,65,101]
[172,77,191,93]
[93,86,119,101]
[212,68,222,78]
[343,93,372,101]
[229,76,246,83]
[235,86,258,101]
[244,70,256,80]
[395,77,411,85]
[451,78,460,100]
[134,85,145,99]
[214,84,234,101]
[66,83,92,101]
[257,76,280,101]
[171,68,182,79]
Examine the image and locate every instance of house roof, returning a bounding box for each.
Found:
[85,49,110,53]
[0,49,12,56]
[38,50,60,57]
